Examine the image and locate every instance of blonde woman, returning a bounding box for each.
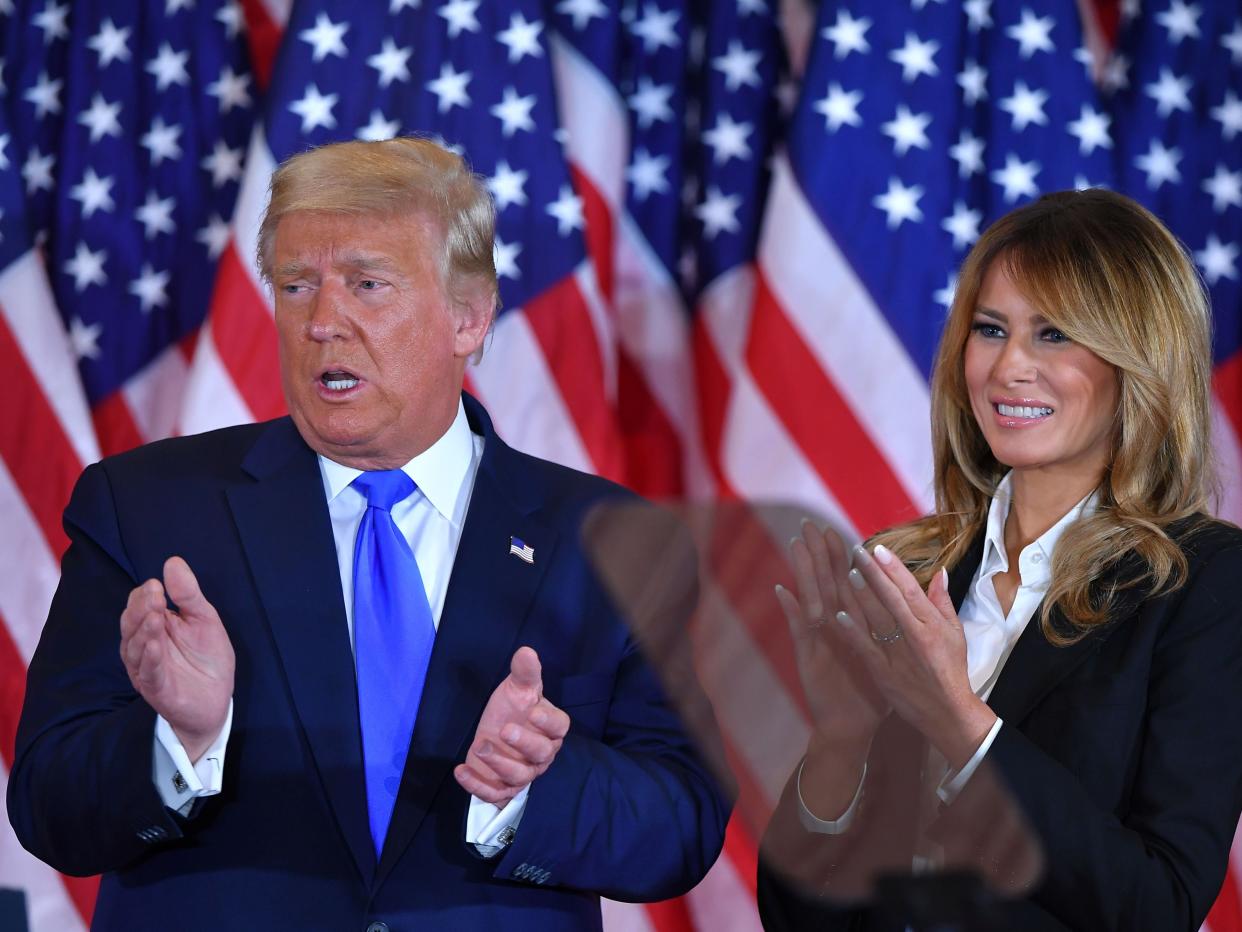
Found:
[758,189,1242,931]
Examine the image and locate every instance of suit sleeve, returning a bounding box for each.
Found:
[6,462,186,876]
[490,513,733,901]
[952,540,1242,931]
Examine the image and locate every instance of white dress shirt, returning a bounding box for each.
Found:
[152,400,527,855]
[800,472,1096,832]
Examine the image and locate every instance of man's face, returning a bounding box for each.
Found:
[272,209,490,469]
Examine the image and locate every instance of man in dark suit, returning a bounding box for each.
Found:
[8,137,728,930]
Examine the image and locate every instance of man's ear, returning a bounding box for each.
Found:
[452,279,496,360]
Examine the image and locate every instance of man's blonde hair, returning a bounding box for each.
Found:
[257,136,498,315]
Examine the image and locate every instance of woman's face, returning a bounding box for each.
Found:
[964,262,1119,488]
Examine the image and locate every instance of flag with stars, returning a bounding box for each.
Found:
[3,1,1242,931]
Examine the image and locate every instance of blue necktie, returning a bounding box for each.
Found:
[351,470,436,856]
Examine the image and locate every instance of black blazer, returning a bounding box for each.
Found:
[757,519,1242,931]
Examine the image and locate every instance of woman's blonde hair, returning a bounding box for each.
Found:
[873,189,1216,643]
[257,136,498,316]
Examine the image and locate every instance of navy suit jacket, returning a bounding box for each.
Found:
[9,395,729,931]
[757,520,1242,931]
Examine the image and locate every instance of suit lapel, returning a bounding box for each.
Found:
[226,419,376,883]
[376,399,557,884]
[980,548,1142,727]
[985,605,1112,725]
[947,533,985,609]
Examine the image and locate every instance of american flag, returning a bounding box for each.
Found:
[1,1,1240,931]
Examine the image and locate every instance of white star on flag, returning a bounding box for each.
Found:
[712,40,762,91]
[136,192,176,240]
[78,93,123,143]
[493,236,522,280]
[1203,165,1242,213]
[964,0,992,31]
[490,87,537,137]
[627,148,670,200]
[942,201,982,250]
[1000,80,1049,131]
[889,32,939,82]
[68,316,103,361]
[957,61,987,105]
[881,104,932,155]
[290,83,339,132]
[197,215,231,260]
[628,77,674,129]
[1195,234,1239,285]
[129,264,171,313]
[1145,68,1192,117]
[822,10,870,59]
[439,0,482,38]
[427,63,471,113]
[991,153,1041,203]
[24,71,62,119]
[65,241,108,291]
[496,12,544,62]
[69,168,116,217]
[216,1,243,38]
[146,43,190,91]
[202,140,244,187]
[873,177,924,228]
[1006,9,1056,58]
[1135,139,1182,190]
[88,19,132,67]
[1224,23,1242,64]
[632,3,681,54]
[488,161,529,210]
[33,2,69,45]
[546,184,585,236]
[207,66,252,113]
[814,83,863,132]
[703,113,753,164]
[1211,92,1242,140]
[1066,104,1112,154]
[556,0,607,31]
[22,148,55,194]
[934,272,959,310]
[1156,0,1202,45]
[367,39,413,88]
[357,110,400,142]
[299,12,349,62]
[695,185,742,239]
[141,117,183,165]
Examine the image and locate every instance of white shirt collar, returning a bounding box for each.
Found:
[317,400,475,523]
[979,471,1098,588]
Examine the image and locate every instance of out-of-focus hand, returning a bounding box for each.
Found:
[832,545,996,770]
[777,521,889,748]
[454,647,571,806]
[119,556,235,763]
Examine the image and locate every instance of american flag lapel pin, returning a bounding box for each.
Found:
[509,536,535,564]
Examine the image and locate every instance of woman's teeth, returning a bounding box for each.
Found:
[997,403,1052,419]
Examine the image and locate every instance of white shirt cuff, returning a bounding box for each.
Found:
[937,716,1004,805]
[796,759,866,835]
[152,701,233,816]
[466,785,529,857]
